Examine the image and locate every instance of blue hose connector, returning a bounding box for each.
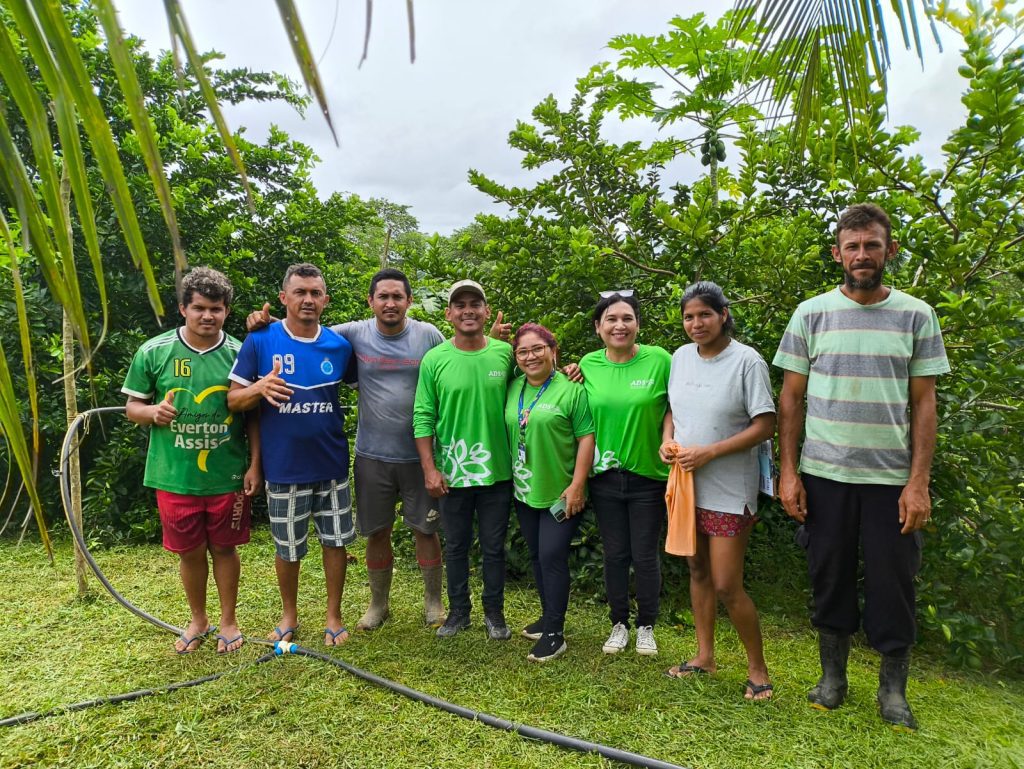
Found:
[274,641,297,655]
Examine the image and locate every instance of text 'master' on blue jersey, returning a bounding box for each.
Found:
[229,321,353,484]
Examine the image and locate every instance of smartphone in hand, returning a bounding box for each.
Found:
[549,497,567,523]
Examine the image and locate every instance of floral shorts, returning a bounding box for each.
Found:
[695,506,757,538]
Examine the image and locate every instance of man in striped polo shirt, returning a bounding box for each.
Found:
[775,203,949,730]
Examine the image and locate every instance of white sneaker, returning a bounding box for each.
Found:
[635,625,658,656]
[602,622,629,654]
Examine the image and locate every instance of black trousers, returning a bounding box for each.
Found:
[440,481,512,616]
[802,473,923,656]
[515,499,584,634]
[590,469,667,628]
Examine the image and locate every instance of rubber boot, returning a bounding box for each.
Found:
[421,563,446,627]
[878,653,918,730]
[356,565,392,630]
[808,631,850,710]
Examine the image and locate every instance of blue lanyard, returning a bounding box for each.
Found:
[518,372,555,432]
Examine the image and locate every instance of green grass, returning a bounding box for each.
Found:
[1,530,1023,769]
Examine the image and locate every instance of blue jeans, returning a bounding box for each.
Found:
[515,499,584,634]
[590,469,666,627]
[440,481,512,616]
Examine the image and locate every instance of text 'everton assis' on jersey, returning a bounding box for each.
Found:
[122,328,247,495]
[229,321,353,485]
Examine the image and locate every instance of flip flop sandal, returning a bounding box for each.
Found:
[216,633,245,654]
[269,625,299,643]
[664,662,711,678]
[176,626,213,655]
[324,626,349,646]
[745,679,774,700]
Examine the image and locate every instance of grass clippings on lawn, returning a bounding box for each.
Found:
[1,530,1022,769]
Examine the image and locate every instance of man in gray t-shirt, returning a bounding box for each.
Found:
[248,269,446,629]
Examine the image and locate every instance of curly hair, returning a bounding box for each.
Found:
[181,267,233,308]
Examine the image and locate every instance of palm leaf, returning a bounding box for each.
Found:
[162,0,256,229]
[94,0,187,302]
[0,0,345,551]
[275,0,339,145]
[15,0,164,318]
[0,214,50,559]
[733,0,940,143]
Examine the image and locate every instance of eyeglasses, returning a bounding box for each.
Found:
[598,289,635,299]
[514,345,550,360]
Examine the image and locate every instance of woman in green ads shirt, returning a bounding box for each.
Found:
[579,292,672,657]
[505,324,595,662]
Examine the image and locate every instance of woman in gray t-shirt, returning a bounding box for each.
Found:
[659,282,776,701]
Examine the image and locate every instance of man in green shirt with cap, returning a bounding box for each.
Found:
[413,279,515,640]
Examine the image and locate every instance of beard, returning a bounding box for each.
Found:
[844,264,884,291]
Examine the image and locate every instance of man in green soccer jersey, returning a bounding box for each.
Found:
[123,268,261,654]
[413,280,516,640]
[775,203,949,729]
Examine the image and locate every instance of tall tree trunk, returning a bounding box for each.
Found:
[381,227,392,269]
[59,160,89,597]
[62,309,89,597]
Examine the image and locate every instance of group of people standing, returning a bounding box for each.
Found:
[123,202,948,730]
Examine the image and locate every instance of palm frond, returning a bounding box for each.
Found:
[275,0,339,145]
[733,0,940,143]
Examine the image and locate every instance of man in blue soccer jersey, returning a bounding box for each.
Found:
[228,263,356,646]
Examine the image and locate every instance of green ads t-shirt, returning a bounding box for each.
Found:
[579,344,671,481]
[412,338,514,488]
[504,372,595,508]
[122,328,248,495]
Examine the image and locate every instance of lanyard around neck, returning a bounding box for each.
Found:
[518,372,555,432]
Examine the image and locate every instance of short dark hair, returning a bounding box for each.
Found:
[680,281,735,335]
[513,323,558,350]
[592,292,641,325]
[368,268,412,298]
[281,263,325,291]
[181,267,233,308]
[837,203,892,244]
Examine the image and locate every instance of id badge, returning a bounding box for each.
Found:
[517,442,527,464]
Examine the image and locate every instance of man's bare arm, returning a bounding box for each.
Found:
[899,376,938,534]
[227,360,291,412]
[777,370,809,522]
[416,435,448,498]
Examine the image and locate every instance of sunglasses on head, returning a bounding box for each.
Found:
[598,289,635,299]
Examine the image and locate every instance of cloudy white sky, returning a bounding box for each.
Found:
[116,1,967,235]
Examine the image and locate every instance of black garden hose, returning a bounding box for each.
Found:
[6,407,690,769]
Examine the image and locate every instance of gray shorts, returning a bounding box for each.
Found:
[354,455,441,537]
[267,478,356,561]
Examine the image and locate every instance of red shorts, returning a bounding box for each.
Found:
[695,506,757,538]
[156,490,251,553]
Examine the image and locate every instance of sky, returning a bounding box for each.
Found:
[115,1,968,235]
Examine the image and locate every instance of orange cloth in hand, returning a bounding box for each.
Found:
[663,442,696,557]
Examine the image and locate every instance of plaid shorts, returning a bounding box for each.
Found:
[266,478,356,561]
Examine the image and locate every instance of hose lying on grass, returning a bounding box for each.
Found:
[0,653,277,728]
[1,407,689,769]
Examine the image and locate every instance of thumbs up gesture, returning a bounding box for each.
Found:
[153,389,179,426]
[246,302,277,332]
[258,358,293,408]
[489,310,512,342]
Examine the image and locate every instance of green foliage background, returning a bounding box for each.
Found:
[1,4,1021,671]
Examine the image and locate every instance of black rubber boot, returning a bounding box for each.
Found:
[878,653,918,731]
[808,631,850,710]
